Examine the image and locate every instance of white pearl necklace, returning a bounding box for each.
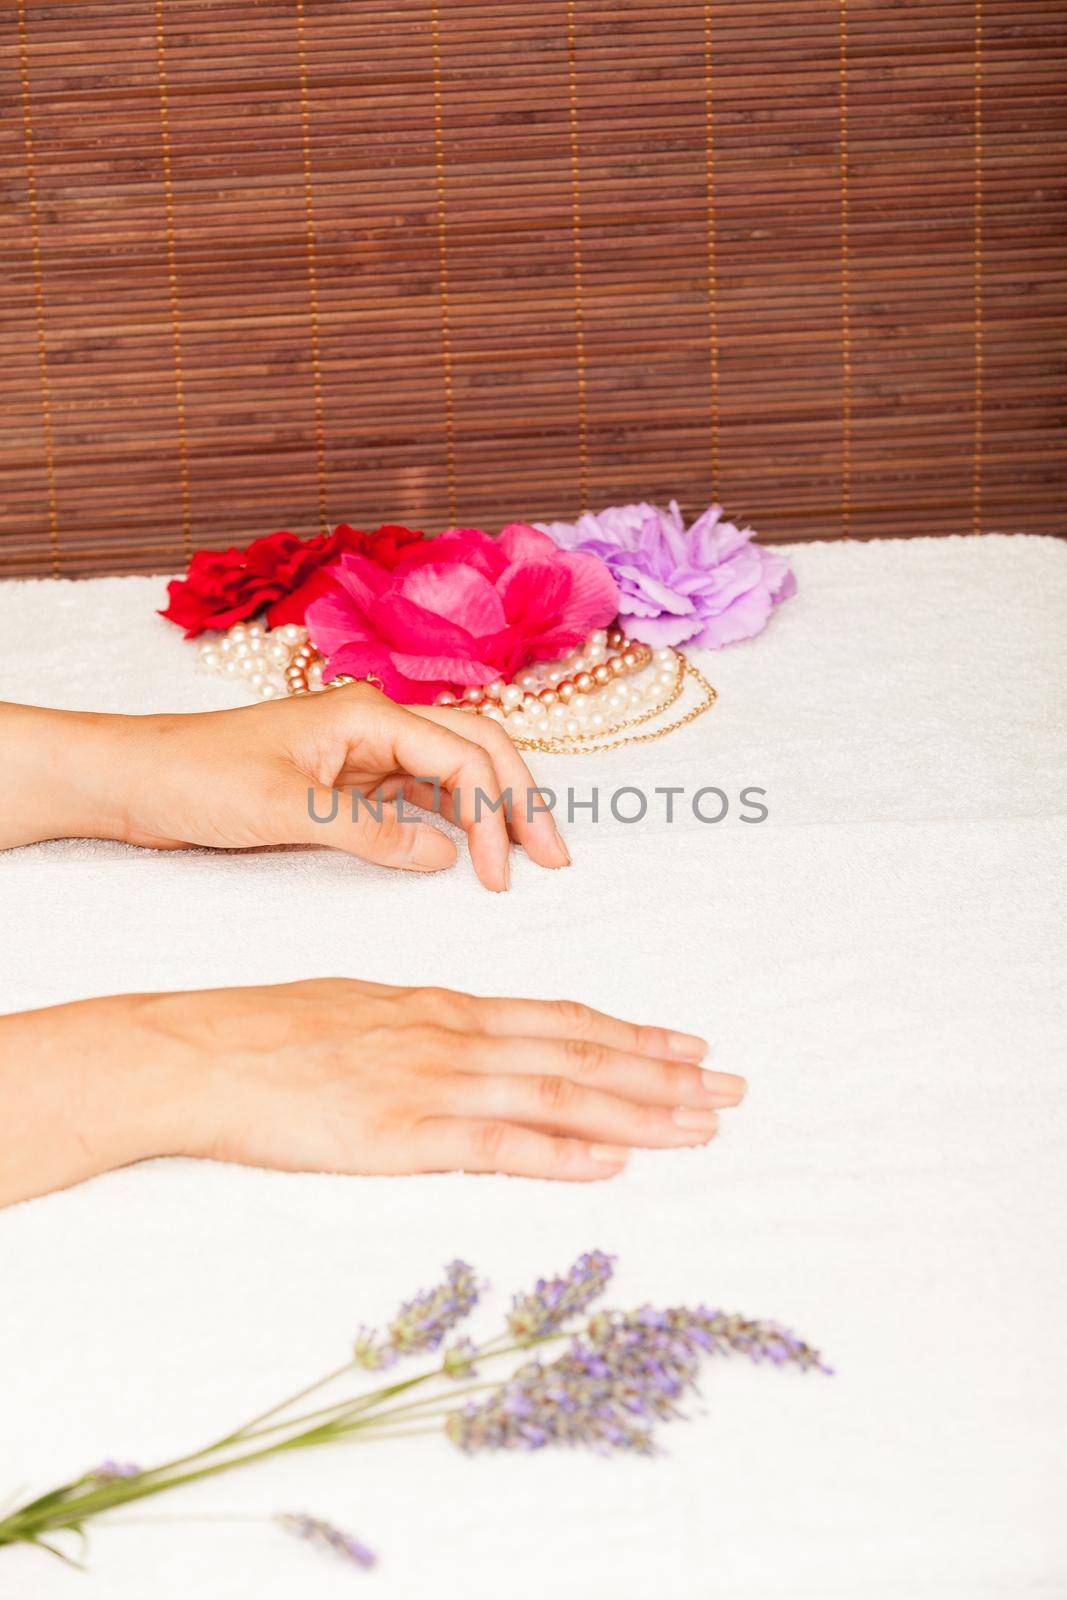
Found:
[195,620,683,747]
[195,620,312,699]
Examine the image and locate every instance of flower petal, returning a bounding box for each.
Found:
[497,523,560,562]
[398,562,506,635]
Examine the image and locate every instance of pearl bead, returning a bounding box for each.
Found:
[590,711,606,731]
[525,698,546,722]
[463,686,485,705]
[557,681,575,704]
[435,690,458,706]
[549,701,568,723]
[501,685,523,709]
[248,623,264,638]
[564,717,580,737]
[259,681,279,698]
[219,637,233,656]
[223,657,240,676]
[538,688,558,707]
[574,671,594,694]
[654,647,675,666]
[607,627,624,648]
[268,641,290,665]
[199,648,220,671]
[485,680,506,701]
[308,662,324,685]
[593,663,611,685]
[518,671,538,691]
[586,642,606,664]
[590,629,608,648]
[249,671,265,690]
[609,655,626,677]
[621,650,638,669]
[571,655,587,674]
[280,624,303,645]
[481,705,505,723]
[234,640,251,659]
[509,712,527,734]
[231,623,247,642]
[238,654,258,675]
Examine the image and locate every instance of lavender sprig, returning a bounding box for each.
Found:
[506,1250,615,1342]
[1,1250,830,1576]
[354,1260,482,1370]
[276,1512,376,1570]
[446,1305,830,1456]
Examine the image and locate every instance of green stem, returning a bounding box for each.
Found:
[0,1326,567,1549]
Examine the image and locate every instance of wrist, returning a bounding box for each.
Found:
[0,703,143,848]
[0,993,194,1205]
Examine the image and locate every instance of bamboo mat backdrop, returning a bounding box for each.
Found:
[2,1,1064,579]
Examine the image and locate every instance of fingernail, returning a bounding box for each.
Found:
[668,1031,708,1061]
[589,1144,630,1165]
[502,856,511,892]
[701,1070,746,1106]
[553,825,571,867]
[671,1107,719,1135]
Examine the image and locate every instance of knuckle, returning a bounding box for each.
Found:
[562,1035,604,1077]
[471,1120,508,1166]
[637,1023,670,1057]
[553,998,594,1035]
[537,1073,573,1113]
[415,986,474,1029]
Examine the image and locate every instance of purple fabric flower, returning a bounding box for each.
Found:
[536,501,796,650]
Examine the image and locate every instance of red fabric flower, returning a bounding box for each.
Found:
[305,523,619,704]
[159,524,424,638]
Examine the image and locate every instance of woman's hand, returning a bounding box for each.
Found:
[0,981,745,1205]
[0,688,570,890]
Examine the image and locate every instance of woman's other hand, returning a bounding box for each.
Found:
[0,982,745,1205]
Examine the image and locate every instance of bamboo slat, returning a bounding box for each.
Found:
[1,0,1064,579]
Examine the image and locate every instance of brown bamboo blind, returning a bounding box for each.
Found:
[1,1,1064,579]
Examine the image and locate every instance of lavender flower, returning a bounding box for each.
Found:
[506,1251,615,1342]
[536,500,796,650]
[354,1260,482,1370]
[447,1304,830,1456]
[442,1337,478,1380]
[276,1513,376,1569]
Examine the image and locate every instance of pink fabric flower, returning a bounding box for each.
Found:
[305,524,618,704]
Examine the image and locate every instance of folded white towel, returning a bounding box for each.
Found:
[1,534,1064,1598]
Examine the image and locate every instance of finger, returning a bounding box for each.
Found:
[414,1117,630,1182]
[297,780,458,875]
[411,706,570,870]
[454,1031,743,1110]
[460,993,712,1065]
[442,1066,721,1147]
[332,689,512,892]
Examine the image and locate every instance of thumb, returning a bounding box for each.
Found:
[300,784,457,875]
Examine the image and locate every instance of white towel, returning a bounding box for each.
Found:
[1,534,1064,1599]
